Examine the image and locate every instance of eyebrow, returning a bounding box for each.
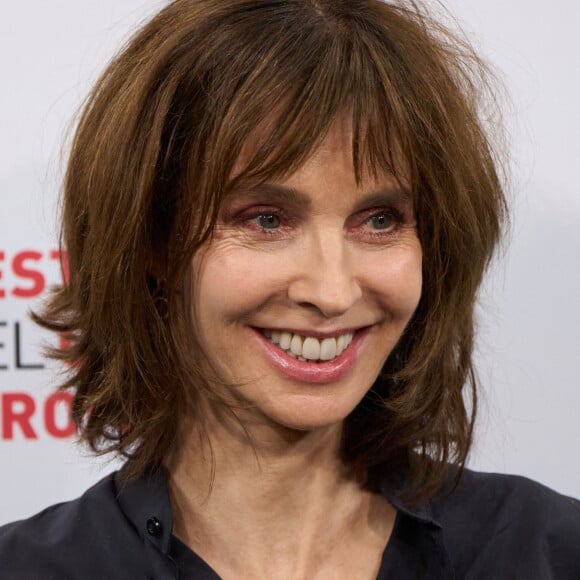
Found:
[226,183,311,211]
[227,182,412,210]
[350,187,413,212]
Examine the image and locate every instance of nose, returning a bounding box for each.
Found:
[287,231,362,319]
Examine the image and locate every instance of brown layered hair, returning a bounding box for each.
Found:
[37,0,507,502]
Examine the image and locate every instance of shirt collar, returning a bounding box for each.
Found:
[376,465,443,529]
[115,465,174,554]
[114,461,443,553]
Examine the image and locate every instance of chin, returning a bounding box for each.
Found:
[254,391,364,434]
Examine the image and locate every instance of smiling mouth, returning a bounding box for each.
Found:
[261,329,355,363]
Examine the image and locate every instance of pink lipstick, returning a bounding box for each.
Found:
[253,328,369,384]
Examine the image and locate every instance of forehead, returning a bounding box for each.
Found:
[231,112,408,193]
[226,122,411,212]
[280,140,405,207]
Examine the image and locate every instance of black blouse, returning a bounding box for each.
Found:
[1,466,579,579]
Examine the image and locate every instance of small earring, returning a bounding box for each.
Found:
[154,295,169,320]
[152,277,169,320]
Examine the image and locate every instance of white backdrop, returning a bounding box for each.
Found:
[0,0,578,526]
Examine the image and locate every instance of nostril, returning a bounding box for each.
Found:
[288,271,362,319]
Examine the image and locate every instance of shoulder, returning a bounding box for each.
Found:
[0,472,145,579]
[431,469,580,577]
[434,468,580,523]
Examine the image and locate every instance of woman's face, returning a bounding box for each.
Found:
[192,120,422,433]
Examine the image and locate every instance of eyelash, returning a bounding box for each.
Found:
[242,208,292,236]
[359,209,405,239]
[241,207,406,240]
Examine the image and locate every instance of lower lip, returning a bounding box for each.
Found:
[253,328,369,384]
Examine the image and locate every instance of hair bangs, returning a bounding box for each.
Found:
[192,7,412,202]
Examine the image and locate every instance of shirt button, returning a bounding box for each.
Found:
[146,517,163,537]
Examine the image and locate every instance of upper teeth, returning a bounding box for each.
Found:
[263,330,354,361]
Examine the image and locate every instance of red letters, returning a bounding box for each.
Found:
[12,251,45,298]
[0,251,5,299]
[0,249,66,300]
[0,391,76,440]
[49,249,69,284]
[44,392,76,438]
[1,393,37,439]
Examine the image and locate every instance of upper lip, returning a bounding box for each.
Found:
[255,326,370,339]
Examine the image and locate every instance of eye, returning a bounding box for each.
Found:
[352,208,406,241]
[369,213,393,230]
[257,213,281,229]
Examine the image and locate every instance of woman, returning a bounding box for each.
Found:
[1,0,578,578]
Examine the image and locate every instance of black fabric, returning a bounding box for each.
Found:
[0,466,578,579]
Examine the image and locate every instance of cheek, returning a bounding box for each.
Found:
[371,245,423,317]
[194,245,288,320]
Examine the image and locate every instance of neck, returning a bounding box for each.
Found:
[165,402,394,578]
[167,401,358,520]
